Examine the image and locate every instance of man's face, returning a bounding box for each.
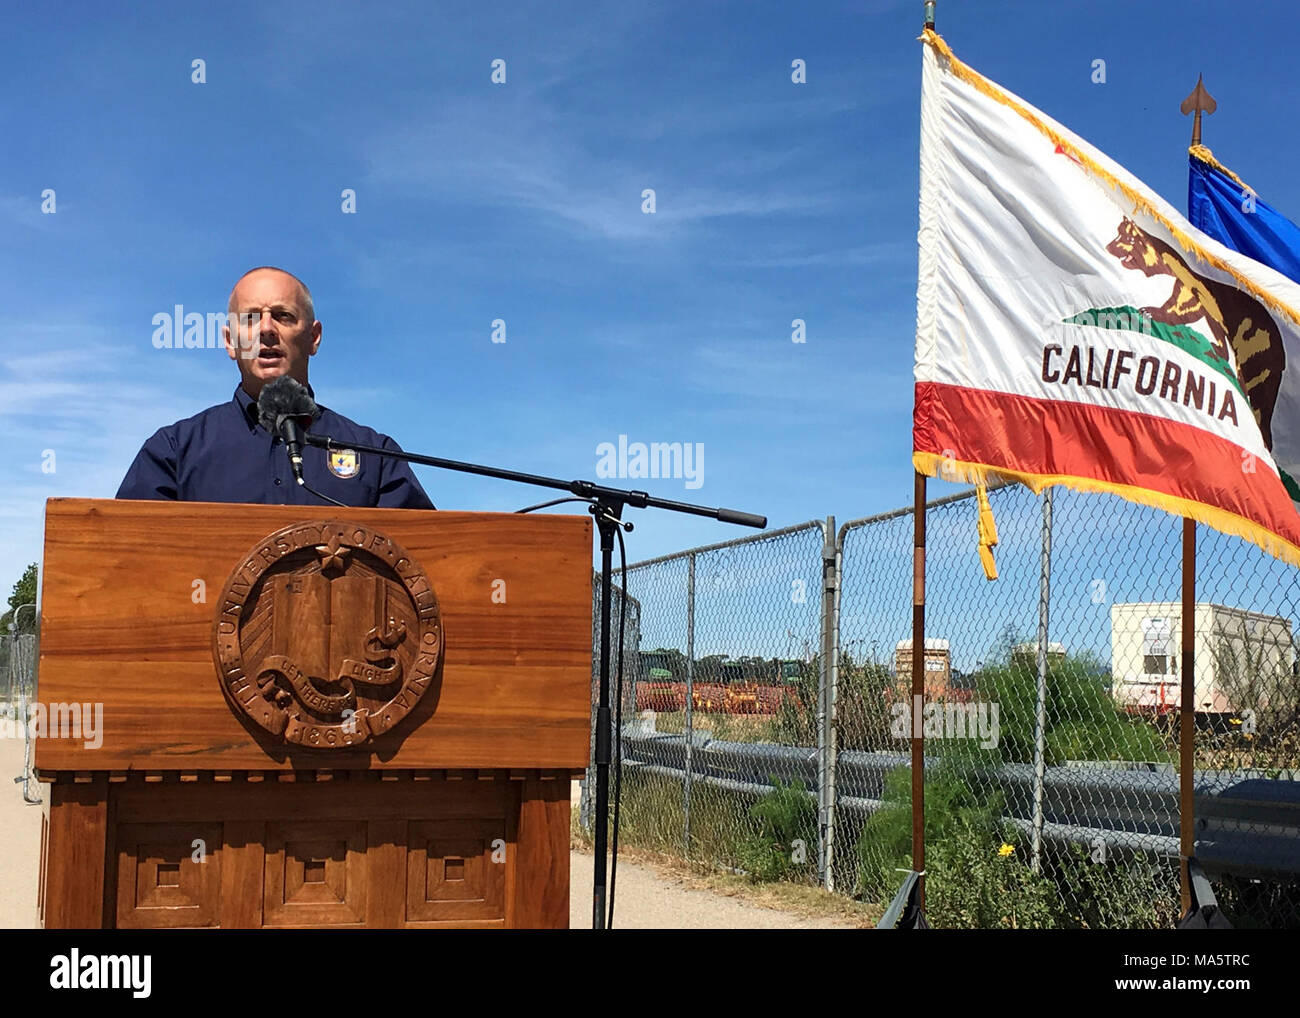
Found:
[222,270,321,396]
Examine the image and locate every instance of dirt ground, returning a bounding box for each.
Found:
[568,849,860,929]
[0,736,43,929]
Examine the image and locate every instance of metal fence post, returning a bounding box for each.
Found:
[0,630,9,707]
[684,552,695,860]
[1031,489,1053,874]
[820,516,839,891]
[10,603,40,805]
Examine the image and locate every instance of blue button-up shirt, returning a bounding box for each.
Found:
[116,385,435,509]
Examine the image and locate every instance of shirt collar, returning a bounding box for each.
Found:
[233,382,320,432]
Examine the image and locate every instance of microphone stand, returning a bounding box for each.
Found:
[301,431,766,929]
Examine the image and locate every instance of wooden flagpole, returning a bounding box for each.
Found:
[912,470,927,906]
[1178,75,1214,915]
[910,0,937,917]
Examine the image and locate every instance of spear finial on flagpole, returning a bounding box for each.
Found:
[1181,73,1217,147]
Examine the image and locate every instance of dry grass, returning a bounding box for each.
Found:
[570,825,880,928]
[649,711,776,742]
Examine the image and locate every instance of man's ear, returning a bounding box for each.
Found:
[309,320,322,356]
[222,320,238,362]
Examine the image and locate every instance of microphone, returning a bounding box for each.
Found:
[257,376,317,485]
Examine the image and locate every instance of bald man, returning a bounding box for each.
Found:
[116,267,435,508]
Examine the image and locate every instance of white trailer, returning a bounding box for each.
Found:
[1110,602,1294,717]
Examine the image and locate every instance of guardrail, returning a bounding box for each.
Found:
[619,729,1300,877]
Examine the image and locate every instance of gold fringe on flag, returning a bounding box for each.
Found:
[919,28,1300,330]
[914,450,1300,571]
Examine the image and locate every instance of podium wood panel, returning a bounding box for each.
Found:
[35,500,592,773]
[43,779,109,928]
[39,773,571,929]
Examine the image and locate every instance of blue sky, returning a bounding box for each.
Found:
[3,0,1300,599]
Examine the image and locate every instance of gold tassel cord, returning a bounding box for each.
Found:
[976,483,999,581]
[919,29,1300,330]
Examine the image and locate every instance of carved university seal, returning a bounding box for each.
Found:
[213,521,442,749]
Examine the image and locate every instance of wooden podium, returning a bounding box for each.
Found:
[34,499,592,929]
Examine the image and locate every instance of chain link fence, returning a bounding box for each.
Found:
[2,620,40,805]
[582,486,1300,928]
[589,522,829,885]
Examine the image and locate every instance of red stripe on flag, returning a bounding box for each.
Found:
[914,381,1300,548]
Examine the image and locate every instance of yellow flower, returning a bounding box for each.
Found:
[998,843,1015,857]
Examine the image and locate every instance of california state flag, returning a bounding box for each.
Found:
[913,31,1300,566]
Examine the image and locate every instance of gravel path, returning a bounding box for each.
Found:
[0,735,43,929]
[569,850,857,929]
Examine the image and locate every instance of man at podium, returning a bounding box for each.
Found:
[116,266,434,509]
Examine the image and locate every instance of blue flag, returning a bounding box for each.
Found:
[1189,148,1300,502]
[1189,151,1300,285]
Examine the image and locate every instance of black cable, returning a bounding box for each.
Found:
[607,521,627,929]
[515,496,595,514]
[300,478,347,507]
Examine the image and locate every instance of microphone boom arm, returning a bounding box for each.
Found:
[300,432,766,528]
